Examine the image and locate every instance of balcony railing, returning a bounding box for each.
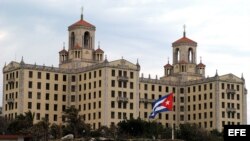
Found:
[117,97,128,102]
[7,77,15,83]
[226,107,236,113]
[226,89,236,94]
[117,76,128,82]
[7,98,14,104]
[139,98,154,103]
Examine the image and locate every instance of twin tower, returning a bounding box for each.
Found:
[59,14,205,81]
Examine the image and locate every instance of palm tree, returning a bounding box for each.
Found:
[62,106,88,138]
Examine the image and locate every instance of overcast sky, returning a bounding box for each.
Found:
[0,0,250,123]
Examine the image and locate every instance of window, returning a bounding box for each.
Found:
[71,75,76,82]
[46,104,49,110]
[130,82,134,89]
[28,102,32,109]
[151,85,155,91]
[54,104,58,111]
[210,83,213,89]
[111,80,115,87]
[112,70,115,76]
[94,71,97,78]
[37,92,41,100]
[99,70,102,77]
[130,92,133,99]
[29,71,33,78]
[63,75,67,81]
[37,82,41,89]
[63,85,67,92]
[111,101,115,108]
[111,91,115,97]
[111,112,115,119]
[54,115,57,121]
[37,103,40,110]
[130,103,133,109]
[46,83,50,90]
[99,80,102,87]
[28,91,32,99]
[54,74,58,81]
[62,95,66,102]
[28,81,32,88]
[46,73,50,80]
[144,84,148,90]
[54,94,58,101]
[71,95,75,102]
[38,72,41,79]
[159,86,162,92]
[130,72,133,79]
[46,93,49,100]
[54,84,58,91]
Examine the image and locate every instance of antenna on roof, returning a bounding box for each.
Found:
[81,6,84,20]
[183,24,186,37]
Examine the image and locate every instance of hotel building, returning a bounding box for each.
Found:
[2,13,247,131]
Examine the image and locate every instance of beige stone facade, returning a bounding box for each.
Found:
[2,14,247,132]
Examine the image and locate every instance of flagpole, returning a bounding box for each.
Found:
[172,123,174,140]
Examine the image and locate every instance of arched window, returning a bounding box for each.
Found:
[188,48,193,63]
[84,32,90,48]
[71,32,75,48]
[175,48,180,63]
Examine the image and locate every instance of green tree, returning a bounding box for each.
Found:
[31,118,50,141]
[62,106,89,138]
[50,123,62,139]
[0,116,9,134]
[7,111,34,134]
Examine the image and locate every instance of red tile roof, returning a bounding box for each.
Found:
[172,37,197,46]
[59,49,68,54]
[69,19,95,29]
[197,62,206,67]
[164,63,173,68]
[95,48,104,53]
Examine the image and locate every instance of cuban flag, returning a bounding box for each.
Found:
[149,92,173,119]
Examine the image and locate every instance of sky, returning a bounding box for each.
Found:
[0,0,250,123]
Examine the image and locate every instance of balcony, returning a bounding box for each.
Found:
[7,98,14,104]
[117,97,128,102]
[7,77,15,83]
[226,107,236,113]
[117,76,128,82]
[226,89,236,94]
[139,98,154,103]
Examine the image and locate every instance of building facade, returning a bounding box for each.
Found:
[2,13,247,132]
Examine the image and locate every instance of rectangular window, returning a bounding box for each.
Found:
[46,73,50,80]
[210,83,213,89]
[111,101,115,108]
[99,70,102,77]
[54,84,58,91]
[111,80,115,87]
[54,115,57,121]
[37,82,41,89]
[54,94,58,101]
[28,81,32,88]
[28,91,32,99]
[63,85,67,92]
[130,82,134,89]
[130,72,134,79]
[37,103,40,110]
[29,71,33,78]
[46,83,50,90]
[62,95,66,102]
[54,104,58,111]
[46,104,49,110]
[71,95,75,102]
[37,92,41,100]
[63,75,67,81]
[144,84,148,90]
[38,72,41,79]
[130,92,133,99]
[54,74,58,81]
[46,93,49,100]
[111,91,115,97]
[130,103,133,109]
[111,112,115,119]
[28,102,32,109]
[71,75,76,82]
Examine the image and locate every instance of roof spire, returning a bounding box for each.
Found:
[183,24,186,37]
[98,41,100,49]
[81,6,84,20]
[63,42,65,50]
